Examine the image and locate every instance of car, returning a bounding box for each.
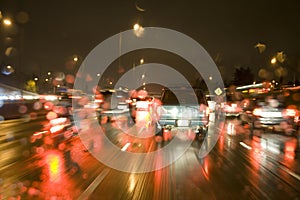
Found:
[157,87,210,141]
[128,95,152,120]
[98,88,130,123]
[222,101,243,117]
[250,92,299,137]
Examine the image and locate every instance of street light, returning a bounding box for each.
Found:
[73,57,78,62]
[133,23,144,37]
[3,18,12,26]
[271,57,277,64]
[133,23,140,31]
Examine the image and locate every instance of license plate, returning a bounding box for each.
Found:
[177,120,189,127]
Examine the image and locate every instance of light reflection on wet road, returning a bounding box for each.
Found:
[0,117,300,199]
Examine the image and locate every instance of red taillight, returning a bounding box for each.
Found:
[253,108,262,116]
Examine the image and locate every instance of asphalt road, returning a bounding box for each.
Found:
[1,116,300,200]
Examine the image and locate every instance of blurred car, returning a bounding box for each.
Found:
[222,101,243,117]
[98,88,130,122]
[157,87,209,140]
[251,93,299,137]
[128,94,153,125]
[52,94,73,118]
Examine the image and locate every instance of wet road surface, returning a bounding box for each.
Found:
[1,116,300,199]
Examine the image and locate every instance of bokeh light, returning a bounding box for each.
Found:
[18,105,28,114]
[65,74,75,84]
[54,72,65,81]
[46,111,58,120]
[1,65,15,75]
[275,67,287,78]
[44,102,54,110]
[33,101,43,110]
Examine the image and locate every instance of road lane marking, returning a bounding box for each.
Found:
[121,142,131,151]
[239,141,252,150]
[279,165,300,181]
[77,168,110,200]
[242,139,300,182]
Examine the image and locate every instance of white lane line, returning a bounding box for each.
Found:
[77,168,110,200]
[239,141,252,150]
[241,140,300,182]
[279,165,300,181]
[121,142,131,151]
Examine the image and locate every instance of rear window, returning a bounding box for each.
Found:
[161,88,206,105]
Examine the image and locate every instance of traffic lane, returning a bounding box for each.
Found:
[0,134,109,200]
[0,116,47,169]
[50,117,300,199]
[208,135,300,199]
[2,115,299,199]
[224,117,300,174]
[0,116,46,143]
[86,120,300,199]
[218,120,300,198]
[0,116,87,199]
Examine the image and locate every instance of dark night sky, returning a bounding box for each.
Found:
[0,0,300,87]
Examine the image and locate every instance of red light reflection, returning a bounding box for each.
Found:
[45,150,64,182]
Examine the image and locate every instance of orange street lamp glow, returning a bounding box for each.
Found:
[3,18,12,26]
[133,23,140,31]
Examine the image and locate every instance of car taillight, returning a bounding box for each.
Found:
[282,109,297,117]
[253,108,262,116]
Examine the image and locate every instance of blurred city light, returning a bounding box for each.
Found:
[133,23,140,31]
[3,18,12,26]
[133,23,144,37]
